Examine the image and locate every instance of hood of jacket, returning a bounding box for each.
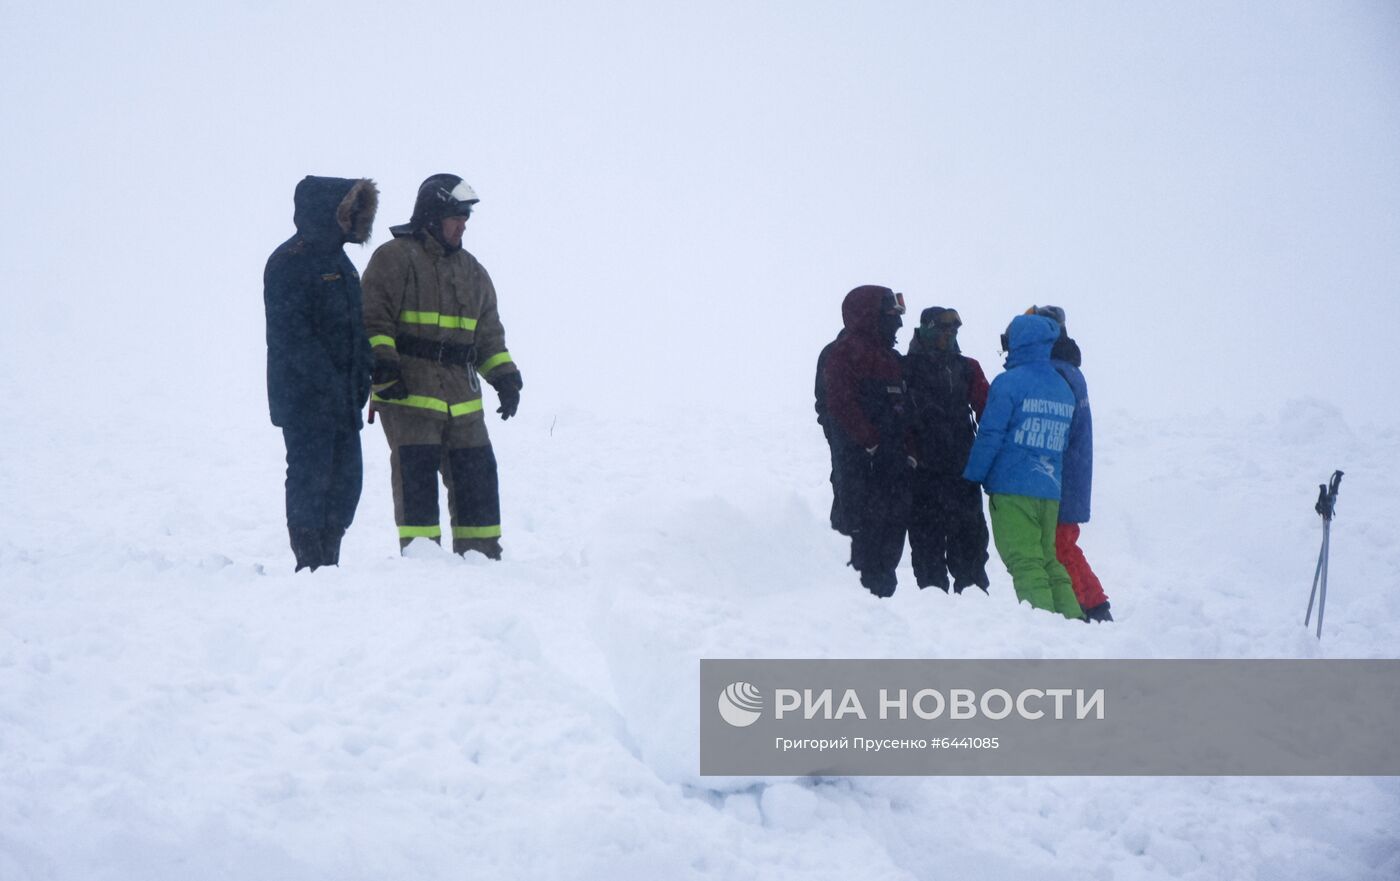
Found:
[840,285,893,342]
[293,176,378,249]
[1004,313,1060,368]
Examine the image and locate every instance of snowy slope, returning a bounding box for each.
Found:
[2,380,1398,880]
[3,0,1399,876]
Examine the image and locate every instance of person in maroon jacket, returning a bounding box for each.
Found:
[905,307,993,593]
[814,328,853,536]
[821,285,914,597]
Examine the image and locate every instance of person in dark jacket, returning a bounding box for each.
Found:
[814,328,852,535]
[1033,306,1113,622]
[905,307,992,593]
[821,285,914,597]
[264,175,378,571]
[963,313,1081,618]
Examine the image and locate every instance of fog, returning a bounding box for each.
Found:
[3,6,1399,876]
[3,1,1398,429]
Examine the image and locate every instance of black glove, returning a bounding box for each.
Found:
[372,359,409,401]
[490,371,523,420]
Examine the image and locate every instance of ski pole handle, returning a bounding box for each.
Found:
[1315,469,1343,520]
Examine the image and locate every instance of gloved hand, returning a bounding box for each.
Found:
[490,371,523,420]
[372,359,409,401]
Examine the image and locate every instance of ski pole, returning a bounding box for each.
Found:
[1304,470,1343,640]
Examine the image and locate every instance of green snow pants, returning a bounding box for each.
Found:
[988,494,1082,619]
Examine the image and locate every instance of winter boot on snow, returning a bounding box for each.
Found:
[321,527,346,567]
[454,537,503,560]
[914,559,949,591]
[289,527,323,572]
[1084,601,1113,622]
[861,572,897,599]
[953,567,991,595]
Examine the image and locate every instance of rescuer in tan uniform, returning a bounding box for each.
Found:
[361,174,522,559]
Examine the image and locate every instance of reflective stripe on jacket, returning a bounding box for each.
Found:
[361,232,518,419]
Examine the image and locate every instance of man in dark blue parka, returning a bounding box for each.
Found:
[264,175,378,570]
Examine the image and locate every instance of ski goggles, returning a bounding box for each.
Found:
[882,291,907,315]
[924,310,961,331]
[918,326,960,346]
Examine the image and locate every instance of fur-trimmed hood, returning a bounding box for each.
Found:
[292,176,378,248]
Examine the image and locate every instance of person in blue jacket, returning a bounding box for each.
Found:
[962,313,1082,618]
[264,175,378,571]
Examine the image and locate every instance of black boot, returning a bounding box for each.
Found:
[953,581,991,595]
[1084,601,1114,622]
[289,527,323,572]
[953,568,991,595]
[860,571,896,599]
[321,527,346,567]
[454,537,503,560]
[917,569,950,592]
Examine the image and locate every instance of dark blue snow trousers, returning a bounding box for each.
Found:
[282,425,363,532]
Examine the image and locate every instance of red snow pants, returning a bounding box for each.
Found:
[1054,523,1109,610]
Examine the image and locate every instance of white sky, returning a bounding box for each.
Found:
[3,1,1398,429]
